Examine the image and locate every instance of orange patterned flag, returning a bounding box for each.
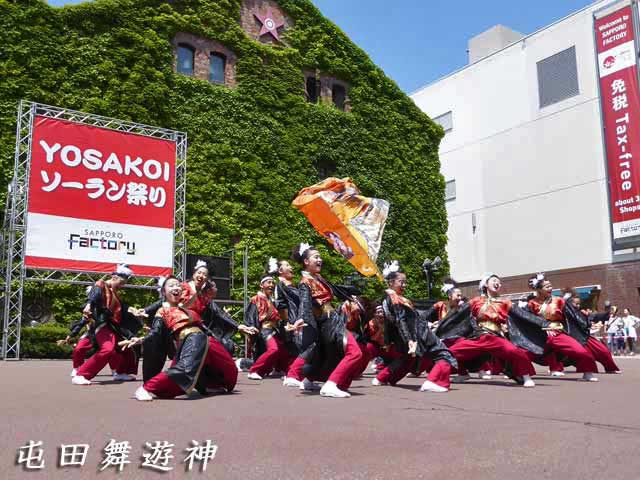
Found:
[292,177,389,280]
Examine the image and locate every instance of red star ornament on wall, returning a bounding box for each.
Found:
[254,8,285,42]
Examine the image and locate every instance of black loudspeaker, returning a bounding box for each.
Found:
[186,254,232,300]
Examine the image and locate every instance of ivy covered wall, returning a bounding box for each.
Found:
[0,0,447,329]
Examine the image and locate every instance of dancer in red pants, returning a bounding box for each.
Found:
[563,294,621,374]
[526,273,598,381]
[72,265,141,385]
[374,261,456,392]
[289,243,364,398]
[127,277,238,401]
[246,270,291,380]
[448,273,537,388]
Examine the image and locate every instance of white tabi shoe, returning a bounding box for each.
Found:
[480,371,492,380]
[247,372,263,380]
[70,368,77,377]
[581,372,599,382]
[419,380,449,393]
[134,386,153,401]
[235,358,243,372]
[319,381,350,398]
[282,377,302,388]
[371,377,387,386]
[299,378,321,391]
[113,373,136,381]
[550,371,565,377]
[522,375,535,388]
[451,374,470,384]
[71,375,91,385]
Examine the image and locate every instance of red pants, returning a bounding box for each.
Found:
[111,346,138,375]
[144,337,238,398]
[351,341,372,378]
[286,356,305,381]
[327,332,364,391]
[448,334,535,377]
[76,327,120,380]
[249,336,290,377]
[72,336,93,369]
[443,338,469,375]
[379,357,452,388]
[585,336,619,372]
[366,343,402,374]
[528,333,597,373]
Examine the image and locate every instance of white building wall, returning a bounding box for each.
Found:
[412,1,615,282]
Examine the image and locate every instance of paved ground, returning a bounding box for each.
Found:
[1,358,639,480]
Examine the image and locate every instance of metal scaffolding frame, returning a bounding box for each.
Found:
[1,101,187,359]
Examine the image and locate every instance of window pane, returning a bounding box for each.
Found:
[210,53,226,83]
[433,111,453,133]
[306,76,318,103]
[332,84,346,110]
[445,179,456,201]
[177,45,194,75]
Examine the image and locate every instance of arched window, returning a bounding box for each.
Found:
[306,76,319,104]
[332,83,346,110]
[210,52,226,84]
[177,44,195,76]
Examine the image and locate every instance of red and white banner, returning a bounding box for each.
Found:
[24,116,177,276]
[595,5,640,241]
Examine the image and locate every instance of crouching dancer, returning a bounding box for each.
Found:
[375,261,457,392]
[71,264,141,385]
[125,277,238,401]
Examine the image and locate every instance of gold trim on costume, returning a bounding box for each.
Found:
[478,321,500,333]
[547,321,564,331]
[177,326,203,342]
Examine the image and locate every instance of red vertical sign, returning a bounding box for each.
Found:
[595,5,640,240]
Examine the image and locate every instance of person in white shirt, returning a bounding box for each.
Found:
[606,307,622,353]
[620,308,639,355]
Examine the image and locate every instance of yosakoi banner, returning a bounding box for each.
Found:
[292,177,389,279]
[595,4,640,242]
[24,116,178,276]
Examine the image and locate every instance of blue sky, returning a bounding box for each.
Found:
[47,0,594,93]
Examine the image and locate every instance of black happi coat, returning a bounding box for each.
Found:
[297,275,354,379]
[204,301,239,355]
[142,307,220,394]
[432,303,476,342]
[87,283,142,340]
[274,281,302,356]
[562,301,599,346]
[506,304,552,357]
[382,290,457,369]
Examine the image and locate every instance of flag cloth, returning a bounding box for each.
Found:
[292,177,389,280]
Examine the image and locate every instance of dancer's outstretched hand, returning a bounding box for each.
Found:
[238,325,259,336]
[121,337,143,349]
[285,319,307,332]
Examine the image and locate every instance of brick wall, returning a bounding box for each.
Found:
[239,0,293,45]
[457,260,640,312]
[173,32,237,87]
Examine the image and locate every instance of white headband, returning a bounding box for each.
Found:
[382,260,400,279]
[479,272,497,291]
[441,283,455,296]
[299,242,311,257]
[114,264,133,278]
[268,257,278,275]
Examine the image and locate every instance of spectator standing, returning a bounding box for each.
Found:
[621,308,639,355]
